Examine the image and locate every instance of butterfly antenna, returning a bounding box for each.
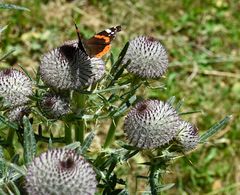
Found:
[74,22,82,47]
[73,21,87,55]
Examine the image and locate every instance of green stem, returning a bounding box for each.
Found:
[64,123,72,144]
[103,77,142,148]
[6,128,15,144]
[76,120,84,143]
[6,128,15,157]
[103,116,120,148]
[73,92,86,143]
[149,164,158,195]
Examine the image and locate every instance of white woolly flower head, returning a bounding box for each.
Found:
[124,99,181,149]
[176,121,200,151]
[0,69,33,107]
[39,93,70,119]
[25,148,97,195]
[123,36,168,78]
[40,40,105,90]
[7,106,30,123]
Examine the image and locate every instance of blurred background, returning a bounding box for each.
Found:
[1,0,240,194]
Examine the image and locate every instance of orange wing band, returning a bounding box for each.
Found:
[94,35,111,43]
[95,45,111,58]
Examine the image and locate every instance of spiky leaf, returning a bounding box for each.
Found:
[23,116,36,164]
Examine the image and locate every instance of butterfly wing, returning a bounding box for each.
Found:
[84,26,121,58]
[59,44,78,61]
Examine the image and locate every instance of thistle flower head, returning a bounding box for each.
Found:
[7,106,30,123]
[40,40,105,90]
[123,36,168,78]
[39,93,70,119]
[25,148,97,195]
[0,69,33,107]
[124,99,181,149]
[176,121,200,151]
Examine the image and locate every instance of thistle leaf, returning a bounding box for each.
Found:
[200,115,232,143]
[79,131,95,154]
[0,25,8,33]
[0,49,15,62]
[64,142,81,150]
[0,116,18,130]
[0,3,30,11]
[23,116,36,164]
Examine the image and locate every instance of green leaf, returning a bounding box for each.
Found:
[0,188,8,195]
[0,116,18,130]
[8,181,21,195]
[0,159,26,176]
[79,131,95,154]
[64,142,81,150]
[118,189,129,195]
[109,60,131,87]
[0,146,5,178]
[17,64,33,81]
[112,94,137,117]
[158,183,175,192]
[122,150,139,161]
[0,49,15,62]
[179,110,202,115]
[175,99,184,111]
[23,116,36,164]
[200,115,232,143]
[8,155,19,180]
[48,137,53,149]
[93,85,129,94]
[110,42,129,75]
[103,118,120,148]
[3,183,14,195]
[167,96,176,105]
[0,3,30,11]
[0,25,8,33]
[117,141,139,150]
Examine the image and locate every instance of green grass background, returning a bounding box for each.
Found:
[1,0,240,194]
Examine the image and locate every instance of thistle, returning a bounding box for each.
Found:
[176,121,200,151]
[7,106,30,123]
[40,40,105,90]
[124,99,181,149]
[39,92,70,119]
[25,148,97,195]
[123,36,168,78]
[0,69,33,107]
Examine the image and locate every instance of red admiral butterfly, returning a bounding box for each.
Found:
[74,23,121,58]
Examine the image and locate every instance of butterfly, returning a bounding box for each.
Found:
[74,23,121,58]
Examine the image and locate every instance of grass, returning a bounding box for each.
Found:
[1,0,240,194]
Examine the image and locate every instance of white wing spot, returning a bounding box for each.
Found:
[105,29,112,33]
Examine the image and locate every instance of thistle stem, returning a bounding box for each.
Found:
[73,92,86,143]
[6,128,15,157]
[149,154,170,195]
[6,128,15,144]
[76,120,84,143]
[64,123,72,144]
[103,116,120,148]
[149,164,158,195]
